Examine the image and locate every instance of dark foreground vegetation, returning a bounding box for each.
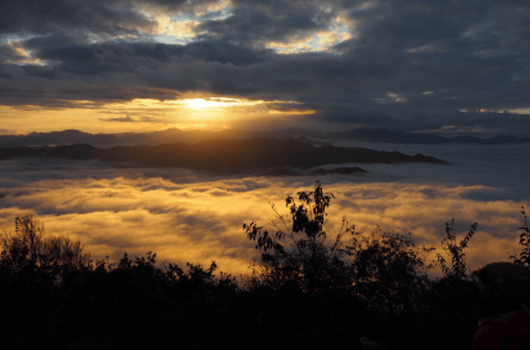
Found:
[1,181,529,349]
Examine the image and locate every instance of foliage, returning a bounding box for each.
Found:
[13,190,530,349]
[0,215,238,350]
[1,215,45,271]
[243,180,354,293]
[244,181,433,318]
[348,226,434,319]
[511,206,530,266]
[243,181,442,349]
[437,219,478,279]
[0,215,91,283]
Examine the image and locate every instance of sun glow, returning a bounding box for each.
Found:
[183,98,236,110]
[0,96,317,134]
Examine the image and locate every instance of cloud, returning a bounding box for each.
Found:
[1,0,530,135]
[101,116,138,123]
[198,5,325,46]
[1,177,526,277]
[33,40,272,74]
[0,150,528,277]
[0,0,157,36]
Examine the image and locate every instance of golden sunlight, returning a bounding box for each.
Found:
[0,177,527,277]
[268,109,316,115]
[183,98,235,110]
[5,40,47,66]
[0,96,317,134]
[264,11,354,54]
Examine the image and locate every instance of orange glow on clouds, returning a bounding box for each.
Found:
[0,175,527,277]
[0,96,316,134]
[5,40,47,66]
[268,109,316,115]
[264,10,354,54]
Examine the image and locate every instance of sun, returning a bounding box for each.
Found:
[185,98,211,109]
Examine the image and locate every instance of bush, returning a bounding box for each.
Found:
[511,206,530,266]
[437,219,477,279]
[243,181,437,348]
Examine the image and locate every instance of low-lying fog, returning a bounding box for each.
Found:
[0,141,528,277]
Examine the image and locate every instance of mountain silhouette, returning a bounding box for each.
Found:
[0,138,447,175]
[1,128,529,148]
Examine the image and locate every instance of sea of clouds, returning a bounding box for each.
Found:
[0,142,528,278]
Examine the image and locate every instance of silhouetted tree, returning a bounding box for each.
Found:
[0,216,92,349]
[348,226,433,321]
[243,181,434,349]
[437,219,477,279]
[244,180,354,293]
[244,181,432,294]
[0,215,90,274]
[511,206,530,266]
[0,215,45,274]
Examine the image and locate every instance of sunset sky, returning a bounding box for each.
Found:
[1,0,529,135]
[1,0,530,277]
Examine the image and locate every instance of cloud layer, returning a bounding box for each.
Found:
[0,151,528,277]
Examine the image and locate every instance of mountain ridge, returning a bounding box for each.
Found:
[0,137,448,176]
[1,128,529,147]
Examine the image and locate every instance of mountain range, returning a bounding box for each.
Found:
[0,138,447,176]
[0,128,529,148]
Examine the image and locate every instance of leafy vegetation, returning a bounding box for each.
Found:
[437,219,478,279]
[511,206,530,266]
[0,216,237,350]
[0,182,528,349]
[244,182,433,322]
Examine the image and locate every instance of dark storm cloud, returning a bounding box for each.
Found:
[199,6,323,45]
[0,75,180,107]
[21,65,58,79]
[0,0,157,36]
[184,40,274,65]
[0,68,13,80]
[19,37,272,77]
[146,0,221,11]
[35,41,178,75]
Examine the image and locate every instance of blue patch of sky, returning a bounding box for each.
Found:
[170,13,195,22]
[197,8,234,22]
[151,7,234,45]
[0,34,39,45]
[153,33,189,45]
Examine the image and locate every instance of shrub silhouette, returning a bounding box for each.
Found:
[0,216,238,350]
[244,181,432,296]
[437,219,478,279]
[0,216,92,348]
[243,181,437,348]
[10,190,530,349]
[0,215,90,273]
[349,226,433,320]
[511,206,530,266]
[243,180,354,293]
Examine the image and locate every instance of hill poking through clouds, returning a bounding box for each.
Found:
[1,128,529,149]
[0,137,447,176]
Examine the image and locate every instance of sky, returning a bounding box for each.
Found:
[0,0,529,135]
